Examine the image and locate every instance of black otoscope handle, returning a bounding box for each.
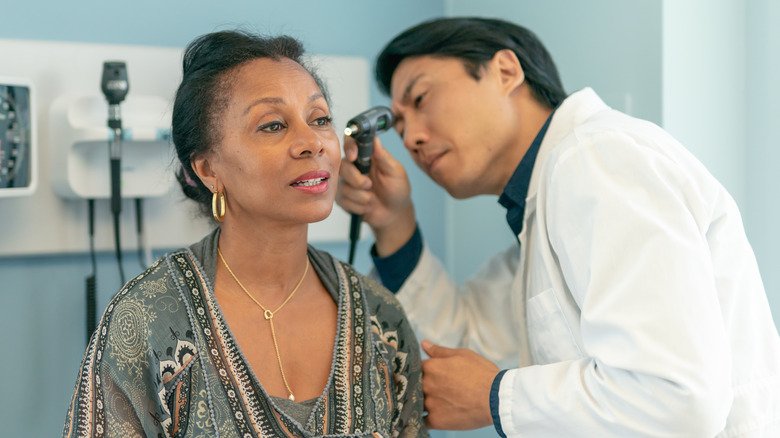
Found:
[348,138,374,264]
[353,137,374,174]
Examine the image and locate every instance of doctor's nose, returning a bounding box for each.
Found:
[402,120,429,154]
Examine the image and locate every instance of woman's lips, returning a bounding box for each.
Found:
[290,170,330,194]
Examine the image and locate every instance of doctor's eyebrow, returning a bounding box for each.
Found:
[401,74,424,105]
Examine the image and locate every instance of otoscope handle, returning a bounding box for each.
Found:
[349,139,372,264]
[349,214,363,242]
[354,159,371,175]
[353,138,373,175]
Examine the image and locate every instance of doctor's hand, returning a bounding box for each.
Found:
[336,136,416,256]
[421,340,498,430]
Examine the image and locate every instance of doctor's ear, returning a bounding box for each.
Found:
[490,49,525,95]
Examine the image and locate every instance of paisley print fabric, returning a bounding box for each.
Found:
[62,229,426,437]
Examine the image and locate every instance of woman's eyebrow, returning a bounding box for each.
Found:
[243,97,284,115]
[243,93,325,115]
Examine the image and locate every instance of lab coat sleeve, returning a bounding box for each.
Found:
[394,244,523,366]
[499,131,733,436]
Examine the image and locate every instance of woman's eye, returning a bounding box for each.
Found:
[312,116,333,127]
[258,121,285,132]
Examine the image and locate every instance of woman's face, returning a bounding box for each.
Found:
[199,57,340,227]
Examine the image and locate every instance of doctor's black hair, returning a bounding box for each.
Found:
[172,30,330,218]
[375,17,566,109]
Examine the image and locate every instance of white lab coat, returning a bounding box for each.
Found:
[395,88,780,437]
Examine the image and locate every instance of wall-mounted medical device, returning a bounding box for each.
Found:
[49,89,173,342]
[0,77,36,197]
[49,94,173,199]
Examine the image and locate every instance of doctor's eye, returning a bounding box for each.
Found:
[413,92,426,109]
[394,120,405,138]
[257,121,286,133]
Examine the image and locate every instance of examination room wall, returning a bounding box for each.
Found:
[745,0,780,325]
[0,1,447,437]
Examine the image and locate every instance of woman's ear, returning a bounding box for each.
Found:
[191,155,217,192]
[490,49,525,95]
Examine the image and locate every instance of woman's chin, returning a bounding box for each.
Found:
[306,206,335,224]
[290,202,335,225]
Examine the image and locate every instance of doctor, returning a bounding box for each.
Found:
[337,17,780,437]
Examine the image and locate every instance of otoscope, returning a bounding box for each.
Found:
[344,106,395,264]
[101,61,129,284]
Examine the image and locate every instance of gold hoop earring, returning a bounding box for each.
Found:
[212,190,226,222]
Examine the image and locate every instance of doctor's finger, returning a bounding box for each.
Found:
[371,137,403,175]
[423,402,452,431]
[422,341,459,358]
[421,358,450,385]
[337,184,373,208]
[342,135,358,162]
[335,196,370,216]
[339,157,373,189]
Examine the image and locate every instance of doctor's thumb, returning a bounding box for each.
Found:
[421,340,455,358]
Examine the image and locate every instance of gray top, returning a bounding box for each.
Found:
[270,396,319,426]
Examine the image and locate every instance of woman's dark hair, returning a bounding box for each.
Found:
[172,30,329,218]
[375,17,566,109]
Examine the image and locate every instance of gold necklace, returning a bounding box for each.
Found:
[217,247,309,401]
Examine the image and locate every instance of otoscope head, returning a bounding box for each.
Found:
[344,106,394,139]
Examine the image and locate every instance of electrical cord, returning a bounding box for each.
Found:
[348,217,361,264]
[85,199,97,345]
[109,132,125,285]
[112,204,126,284]
[134,198,148,270]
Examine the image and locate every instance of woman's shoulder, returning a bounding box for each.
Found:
[308,246,406,313]
[112,254,179,302]
[359,272,406,317]
[98,252,191,338]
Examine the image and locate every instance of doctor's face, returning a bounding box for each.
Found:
[390,55,522,198]
[206,58,340,226]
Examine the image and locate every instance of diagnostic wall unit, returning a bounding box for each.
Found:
[0,77,36,197]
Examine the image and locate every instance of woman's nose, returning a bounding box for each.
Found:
[290,125,324,157]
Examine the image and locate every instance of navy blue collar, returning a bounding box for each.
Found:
[498,112,554,238]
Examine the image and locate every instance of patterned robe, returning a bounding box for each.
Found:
[63,230,426,437]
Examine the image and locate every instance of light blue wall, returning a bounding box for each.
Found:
[0,1,447,437]
[662,0,747,208]
[746,0,780,322]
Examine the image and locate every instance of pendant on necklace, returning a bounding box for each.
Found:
[288,393,295,401]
